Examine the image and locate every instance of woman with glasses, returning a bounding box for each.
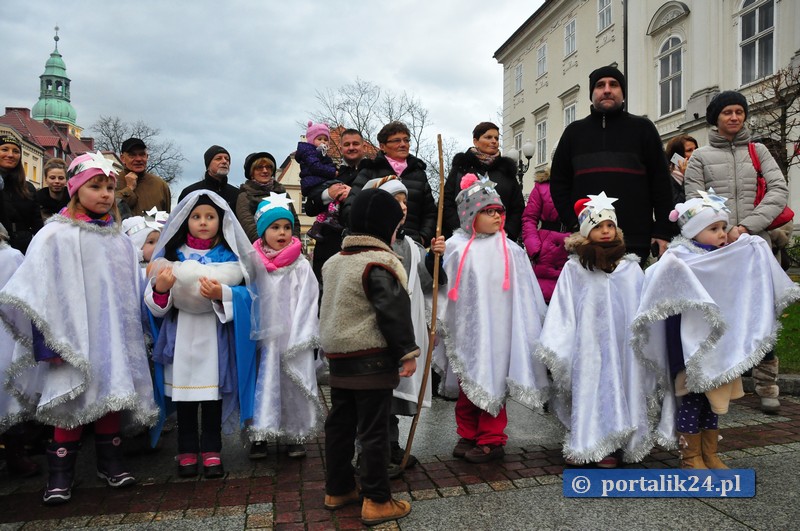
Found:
[345,122,437,246]
[236,152,300,242]
[442,122,524,241]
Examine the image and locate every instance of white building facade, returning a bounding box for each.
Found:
[496,0,800,219]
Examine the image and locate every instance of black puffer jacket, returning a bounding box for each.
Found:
[443,150,524,241]
[178,174,240,212]
[3,181,42,254]
[343,153,437,245]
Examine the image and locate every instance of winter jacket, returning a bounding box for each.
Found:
[115,170,172,216]
[2,181,42,254]
[235,179,300,243]
[35,187,69,220]
[684,127,788,244]
[344,153,437,245]
[550,105,675,258]
[178,173,240,212]
[320,234,419,390]
[443,150,524,241]
[296,141,337,195]
[304,161,363,217]
[521,178,569,303]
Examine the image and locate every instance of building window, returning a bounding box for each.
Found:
[514,64,523,94]
[564,103,576,128]
[564,19,577,57]
[740,0,774,85]
[658,36,683,116]
[598,0,612,32]
[513,131,523,152]
[537,44,547,77]
[536,120,547,165]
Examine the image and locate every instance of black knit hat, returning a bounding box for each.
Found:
[243,151,277,179]
[349,188,404,245]
[706,91,748,126]
[588,65,626,100]
[204,145,230,169]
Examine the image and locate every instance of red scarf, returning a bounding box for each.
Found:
[253,237,302,272]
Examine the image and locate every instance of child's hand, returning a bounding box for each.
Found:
[154,266,176,293]
[199,277,223,301]
[430,236,445,255]
[399,357,417,378]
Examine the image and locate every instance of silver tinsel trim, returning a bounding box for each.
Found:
[282,337,321,362]
[506,378,549,410]
[47,214,121,235]
[562,426,636,465]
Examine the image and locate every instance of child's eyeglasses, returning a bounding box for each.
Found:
[481,207,505,216]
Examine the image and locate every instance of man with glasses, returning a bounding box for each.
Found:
[344,122,437,246]
[115,137,172,216]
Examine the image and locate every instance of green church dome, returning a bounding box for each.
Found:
[31,28,77,126]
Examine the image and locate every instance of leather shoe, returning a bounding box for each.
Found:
[324,488,361,510]
[464,444,504,463]
[361,497,411,525]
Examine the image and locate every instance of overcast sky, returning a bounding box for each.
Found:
[1,1,544,192]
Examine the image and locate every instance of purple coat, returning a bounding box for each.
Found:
[521,180,569,303]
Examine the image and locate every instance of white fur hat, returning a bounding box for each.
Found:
[575,192,618,237]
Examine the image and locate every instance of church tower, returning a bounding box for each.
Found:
[31,27,81,137]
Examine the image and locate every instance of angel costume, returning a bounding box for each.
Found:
[249,236,323,443]
[0,240,27,432]
[0,214,158,431]
[145,191,260,442]
[633,234,800,434]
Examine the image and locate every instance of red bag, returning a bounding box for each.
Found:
[748,142,794,230]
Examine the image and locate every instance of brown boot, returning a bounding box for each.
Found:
[701,429,728,469]
[324,489,361,510]
[753,357,780,414]
[361,497,411,526]
[677,432,707,469]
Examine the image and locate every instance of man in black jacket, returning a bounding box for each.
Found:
[178,145,240,211]
[550,65,674,263]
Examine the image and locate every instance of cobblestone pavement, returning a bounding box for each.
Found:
[1,393,799,530]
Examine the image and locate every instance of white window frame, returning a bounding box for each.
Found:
[739,0,774,85]
[564,19,576,57]
[513,131,523,152]
[657,36,683,116]
[537,44,547,77]
[514,63,524,94]
[598,0,612,32]
[563,103,577,128]
[536,120,547,165]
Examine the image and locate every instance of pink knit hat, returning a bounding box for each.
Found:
[66,151,117,197]
[306,121,330,145]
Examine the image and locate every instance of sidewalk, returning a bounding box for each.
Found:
[1,393,800,530]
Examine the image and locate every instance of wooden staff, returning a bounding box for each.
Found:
[400,134,446,470]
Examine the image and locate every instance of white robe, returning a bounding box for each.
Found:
[0,243,25,432]
[0,216,158,431]
[436,230,550,416]
[633,235,800,437]
[535,255,660,463]
[249,255,322,442]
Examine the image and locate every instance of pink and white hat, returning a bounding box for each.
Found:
[67,151,117,197]
[305,121,330,145]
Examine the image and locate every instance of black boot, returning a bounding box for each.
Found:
[43,441,80,505]
[95,434,136,488]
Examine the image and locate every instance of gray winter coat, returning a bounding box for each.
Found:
[684,127,788,243]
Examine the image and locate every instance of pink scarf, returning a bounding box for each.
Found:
[385,155,408,176]
[253,236,302,272]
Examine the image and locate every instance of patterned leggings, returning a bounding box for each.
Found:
[676,393,718,434]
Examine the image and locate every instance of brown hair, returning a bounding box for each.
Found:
[65,174,121,221]
[665,135,698,161]
[44,157,68,178]
[472,122,500,139]
[377,121,411,145]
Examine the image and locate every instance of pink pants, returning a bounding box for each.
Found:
[455,385,508,446]
[53,411,121,443]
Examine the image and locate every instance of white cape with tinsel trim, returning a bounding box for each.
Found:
[0,216,158,431]
[535,255,661,464]
[249,256,323,443]
[393,235,431,409]
[435,230,549,416]
[632,235,800,433]
[0,243,25,432]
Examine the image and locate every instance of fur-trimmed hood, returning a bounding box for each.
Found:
[564,227,626,252]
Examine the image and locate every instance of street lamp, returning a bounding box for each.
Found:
[506,139,535,187]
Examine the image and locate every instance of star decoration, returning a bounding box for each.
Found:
[255,193,294,220]
[477,173,497,192]
[87,151,116,176]
[585,191,617,212]
[698,188,730,212]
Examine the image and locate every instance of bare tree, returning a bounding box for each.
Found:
[748,64,800,177]
[310,78,466,187]
[91,116,186,183]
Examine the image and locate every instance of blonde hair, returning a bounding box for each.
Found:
[65,174,121,221]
